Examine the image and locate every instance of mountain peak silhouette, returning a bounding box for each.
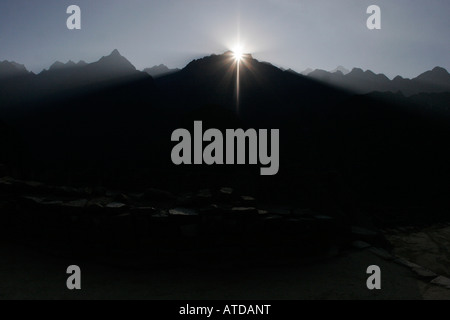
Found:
[155,50,348,127]
[416,66,450,85]
[49,61,66,70]
[348,68,365,76]
[300,68,314,75]
[144,64,180,77]
[0,60,30,78]
[432,66,448,73]
[110,49,121,57]
[331,66,350,75]
[94,49,137,73]
[183,51,255,73]
[44,60,88,73]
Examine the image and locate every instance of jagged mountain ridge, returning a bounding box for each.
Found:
[48,60,87,71]
[0,60,32,79]
[2,50,450,98]
[331,66,350,75]
[0,50,150,108]
[302,66,450,96]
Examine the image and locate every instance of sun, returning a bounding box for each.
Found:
[232,45,244,62]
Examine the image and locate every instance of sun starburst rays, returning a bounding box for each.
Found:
[232,46,244,62]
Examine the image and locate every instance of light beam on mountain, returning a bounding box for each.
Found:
[236,58,240,113]
[232,44,245,114]
[234,9,242,114]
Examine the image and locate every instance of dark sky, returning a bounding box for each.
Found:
[0,0,449,78]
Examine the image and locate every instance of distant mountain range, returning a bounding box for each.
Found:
[1,49,138,80]
[298,66,350,76]
[0,50,148,106]
[1,51,449,97]
[39,49,138,78]
[297,66,450,96]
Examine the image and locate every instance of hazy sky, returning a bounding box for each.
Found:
[0,0,449,78]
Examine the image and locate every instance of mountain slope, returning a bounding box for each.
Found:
[155,51,350,127]
[0,60,30,79]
